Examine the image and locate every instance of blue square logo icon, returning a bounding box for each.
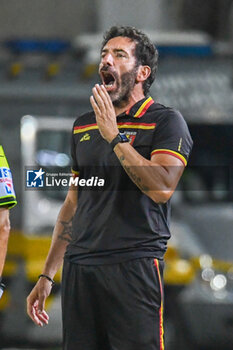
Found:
[26,168,45,188]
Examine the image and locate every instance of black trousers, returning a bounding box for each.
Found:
[62,257,165,350]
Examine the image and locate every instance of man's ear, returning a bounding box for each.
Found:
[136,65,151,83]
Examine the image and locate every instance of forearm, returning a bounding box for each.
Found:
[26,197,77,325]
[114,143,181,203]
[42,195,77,278]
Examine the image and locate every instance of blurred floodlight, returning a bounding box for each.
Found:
[201,268,215,282]
[21,115,37,142]
[210,274,227,291]
[199,254,213,269]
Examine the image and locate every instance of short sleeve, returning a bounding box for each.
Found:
[151,109,193,166]
[70,125,79,176]
[0,146,17,209]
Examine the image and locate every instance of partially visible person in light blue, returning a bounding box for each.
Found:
[0,145,17,299]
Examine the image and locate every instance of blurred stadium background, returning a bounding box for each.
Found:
[0,0,232,349]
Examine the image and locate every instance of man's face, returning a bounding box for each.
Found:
[99,36,138,107]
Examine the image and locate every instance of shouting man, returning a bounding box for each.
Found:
[27,26,193,350]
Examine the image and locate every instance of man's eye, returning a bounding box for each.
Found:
[117,53,125,58]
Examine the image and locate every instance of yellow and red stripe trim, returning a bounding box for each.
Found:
[134,97,154,118]
[126,96,154,118]
[151,149,187,166]
[73,123,98,134]
[74,122,156,134]
[73,97,155,134]
[154,259,165,350]
[71,169,80,177]
[118,122,156,130]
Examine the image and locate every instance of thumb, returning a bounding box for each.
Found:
[37,295,46,313]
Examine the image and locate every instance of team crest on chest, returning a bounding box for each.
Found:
[125,131,137,145]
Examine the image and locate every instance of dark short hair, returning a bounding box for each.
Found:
[101,26,158,95]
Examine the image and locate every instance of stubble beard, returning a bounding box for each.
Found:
[110,67,138,108]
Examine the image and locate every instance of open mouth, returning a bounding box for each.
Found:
[101,71,117,91]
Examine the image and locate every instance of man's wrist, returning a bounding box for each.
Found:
[108,133,119,144]
[38,274,55,286]
[109,132,129,151]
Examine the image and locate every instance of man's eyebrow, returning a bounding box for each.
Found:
[101,48,129,56]
[114,49,129,55]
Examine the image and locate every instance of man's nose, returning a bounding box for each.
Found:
[102,53,114,66]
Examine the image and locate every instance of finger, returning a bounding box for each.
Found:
[36,309,49,324]
[95,84,108,102]
[31,305,43,326]
[100,84,113,105]
[35,304,49,325]
[100,85,116,116]
[34,300,49,325]
[28,300,43,326]
[27,295,37,320]
[28,305,39,324]
[95,84,110,109]
[35,301,49,320]
[39,309,49,320]
[92,86,105,112]
[90,96,101,117]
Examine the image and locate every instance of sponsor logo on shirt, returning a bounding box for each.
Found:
[0,167,15,196]
[125,131,137,145]
[80,133,91,142]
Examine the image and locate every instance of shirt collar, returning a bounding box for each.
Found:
[124,96,154,118]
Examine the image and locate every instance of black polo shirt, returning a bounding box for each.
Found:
[65,97,193,264]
